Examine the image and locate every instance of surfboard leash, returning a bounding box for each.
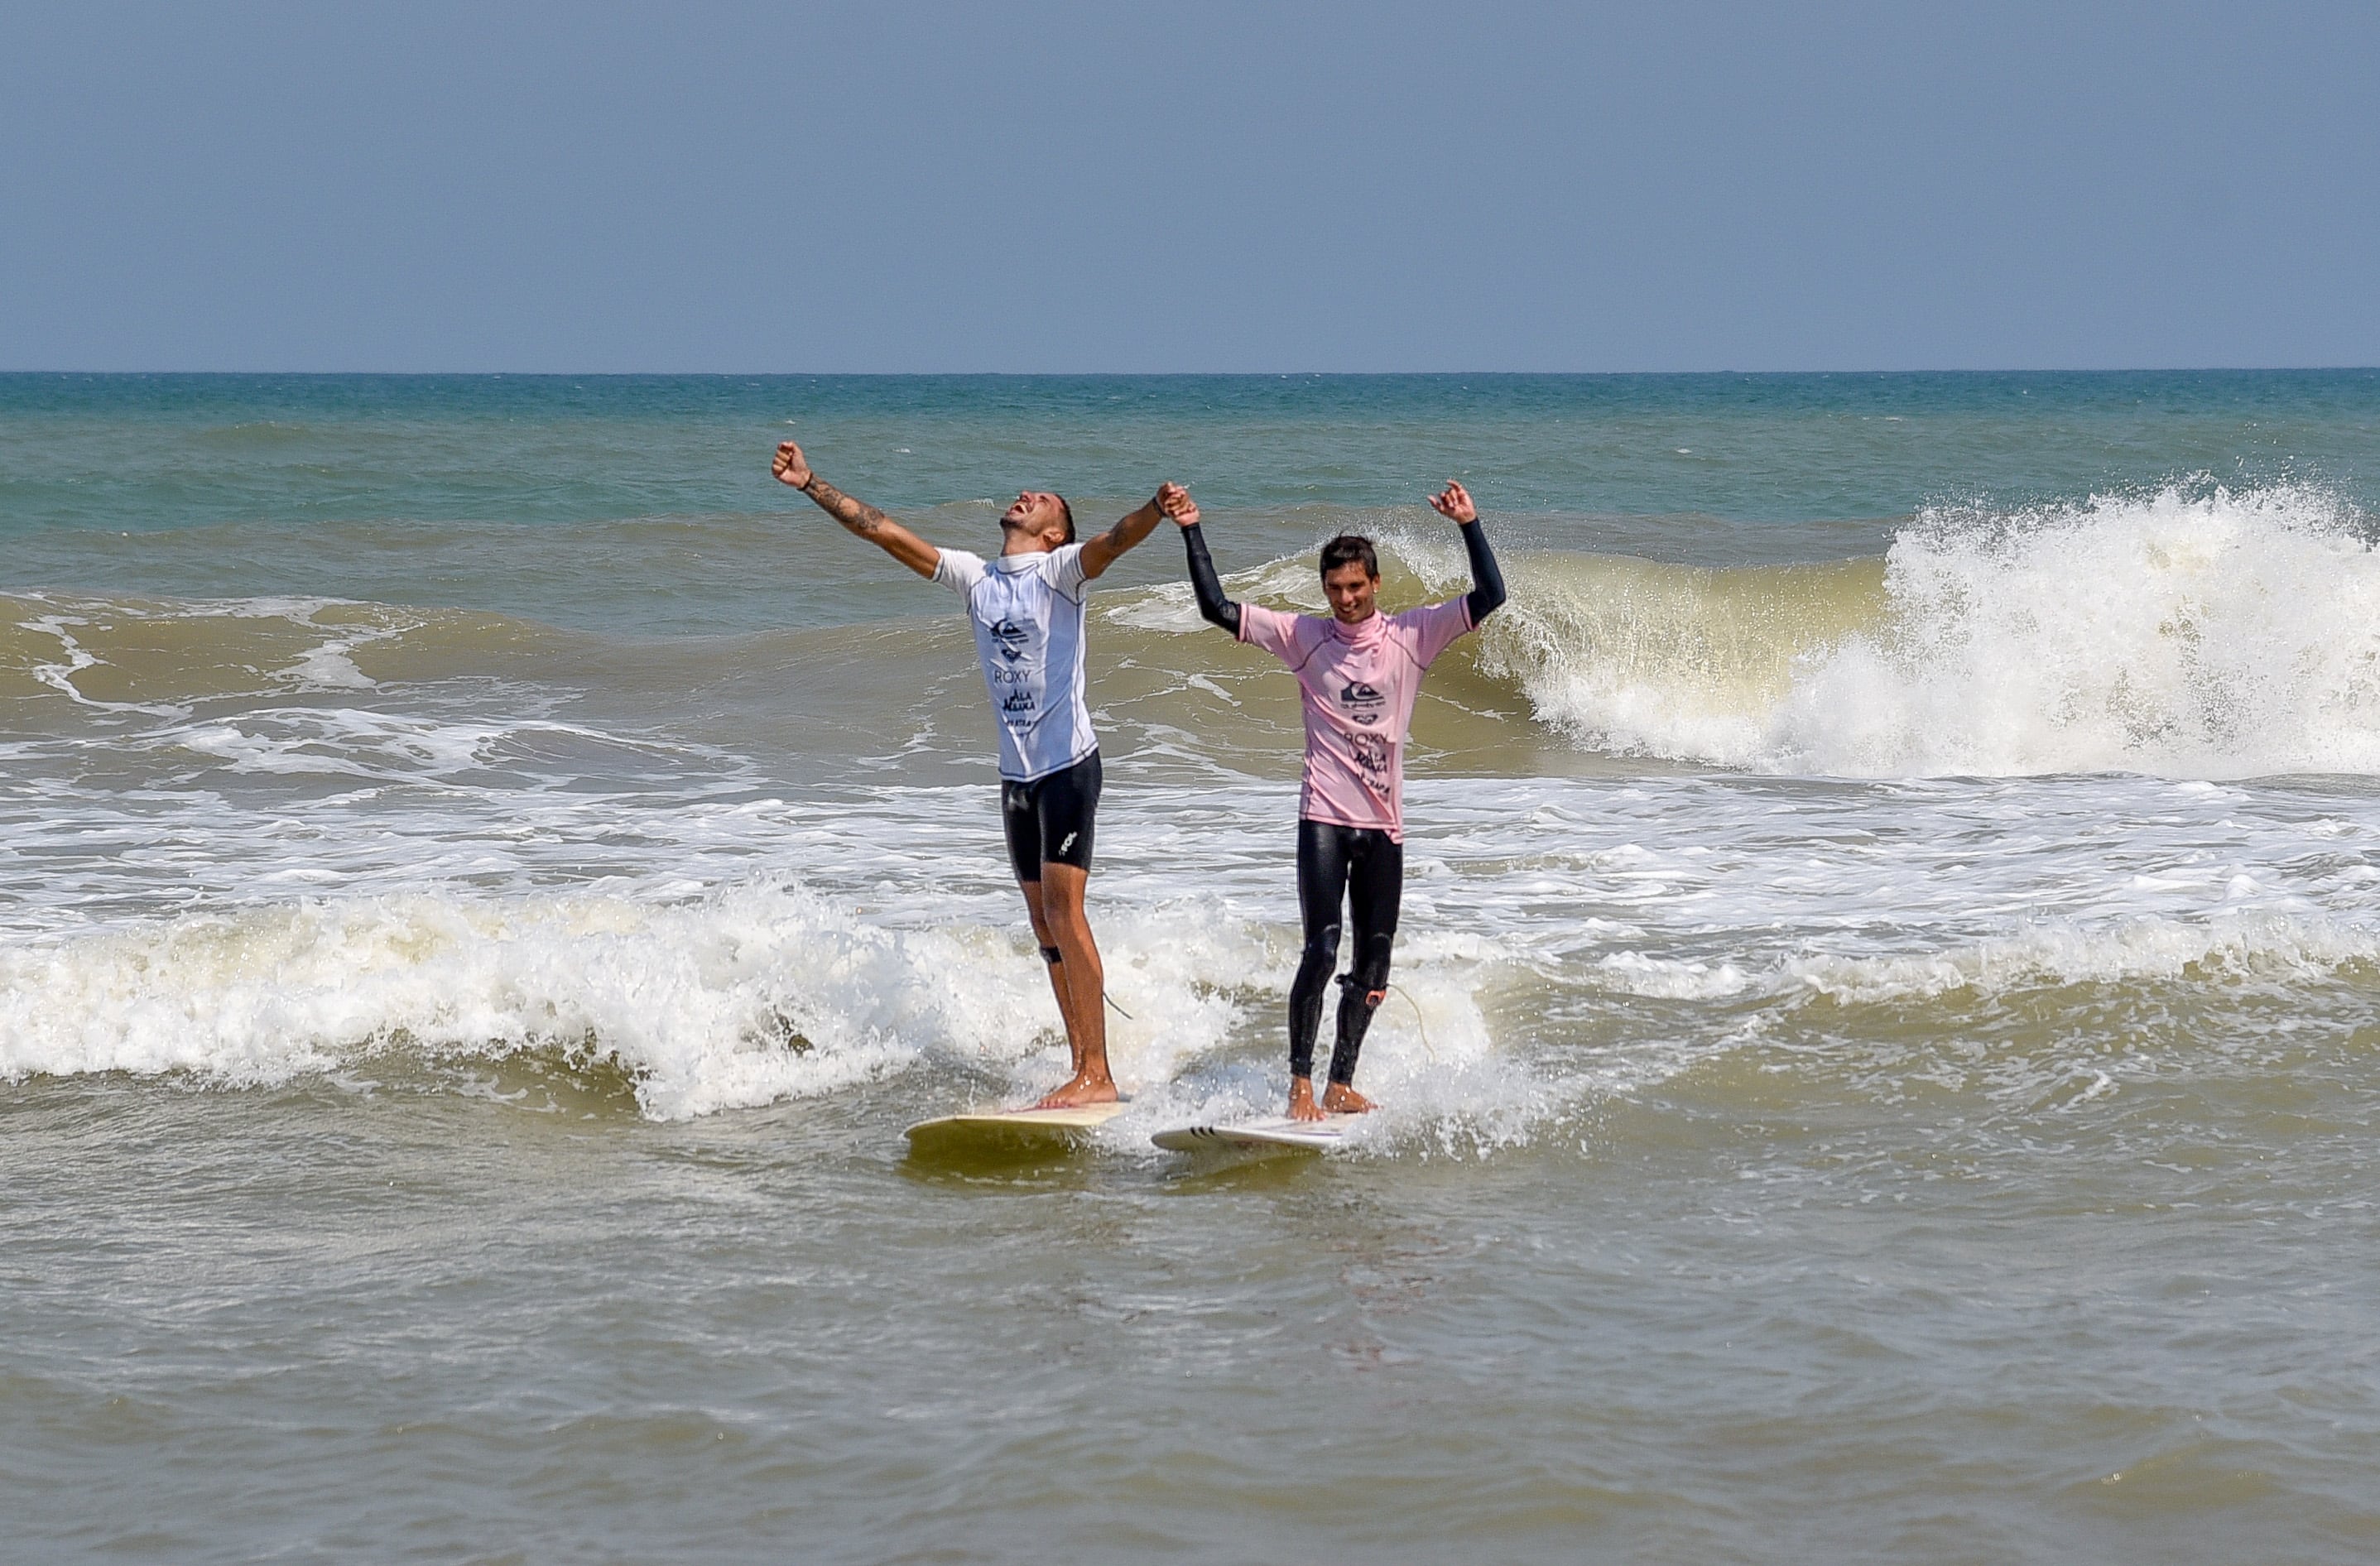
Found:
[1388,982,1435,1060]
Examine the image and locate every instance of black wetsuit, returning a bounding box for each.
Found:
[1291,818,1404,1083]
[1001,749,1101,882]
[1182,516,1506,1084]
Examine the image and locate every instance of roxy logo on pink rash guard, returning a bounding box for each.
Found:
[1238,597,1474,841]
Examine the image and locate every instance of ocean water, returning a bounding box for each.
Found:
[6,371,2380,1562]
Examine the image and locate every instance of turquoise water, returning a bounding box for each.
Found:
[7,372,2380,1561]
[12,370,2380,522]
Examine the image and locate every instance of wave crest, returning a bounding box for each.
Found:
[1478,481,2380,776]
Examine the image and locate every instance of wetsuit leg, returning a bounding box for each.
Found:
[1035,751,1101,872]
[1003,752,1101,882]
[1327,829,1404,1086]
[1001,778,1042,885]
[1289,819,1353,1081]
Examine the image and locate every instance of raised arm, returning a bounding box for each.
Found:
[1165,489,1241,636]
[772,441,940,579]
[1078,483,1180,579]
[1429,480,1506,624]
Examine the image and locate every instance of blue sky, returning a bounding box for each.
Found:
[3,2,2375,372]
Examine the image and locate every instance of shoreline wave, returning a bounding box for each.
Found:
[4,871,2372,1126]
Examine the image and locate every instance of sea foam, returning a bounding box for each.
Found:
[1466,482,2380,777]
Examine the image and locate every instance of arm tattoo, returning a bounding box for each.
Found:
[801,476,888,540]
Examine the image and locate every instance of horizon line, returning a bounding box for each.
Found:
[5,365,2378,379]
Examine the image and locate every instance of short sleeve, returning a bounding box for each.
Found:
[933,547,987,599]
[1402,597,1474,670]
[1238,603,1302,661]
[1046,543,1090,600]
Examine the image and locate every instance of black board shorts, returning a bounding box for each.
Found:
[1001,750,1101,881]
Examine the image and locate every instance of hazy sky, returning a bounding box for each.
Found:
[4,2,2376,372]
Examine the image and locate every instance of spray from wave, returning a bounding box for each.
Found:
[1468,481,2380,777]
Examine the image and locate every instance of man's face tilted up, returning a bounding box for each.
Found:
[999,492,1074,553]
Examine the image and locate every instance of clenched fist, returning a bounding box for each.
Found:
[772,441,812,489]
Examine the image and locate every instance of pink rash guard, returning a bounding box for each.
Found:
[1238,598,1474,842]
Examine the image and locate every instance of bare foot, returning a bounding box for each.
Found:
[1320,1083,1376,1115]
[1286,1076,1325,1122]
[1035,1071,1120,1109]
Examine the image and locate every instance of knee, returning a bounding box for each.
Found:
[1042,910,1095,963]
[1043,896,1092,946]
[1038,867,1089,925]
[1300,925,1343,971]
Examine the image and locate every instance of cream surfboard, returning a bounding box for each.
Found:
[903,1101,1129,1156]
[1151,1114,1360,1154]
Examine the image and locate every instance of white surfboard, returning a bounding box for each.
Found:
[903,1101,1129,1156]
[1151,1114,1361,1154]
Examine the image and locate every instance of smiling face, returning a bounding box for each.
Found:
[999,491,1074,552]
[1323,560,1379,623]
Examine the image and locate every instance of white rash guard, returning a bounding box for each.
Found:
[933,543,1097,782]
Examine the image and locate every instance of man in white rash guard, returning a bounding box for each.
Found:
[772,440,1176,1107]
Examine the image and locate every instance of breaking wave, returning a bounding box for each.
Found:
[1469,480,2380,776]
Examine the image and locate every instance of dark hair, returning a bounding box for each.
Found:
[1056,495,1075,544]
[1319,534,1378,579]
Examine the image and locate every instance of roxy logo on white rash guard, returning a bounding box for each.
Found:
[932,544,1096,781]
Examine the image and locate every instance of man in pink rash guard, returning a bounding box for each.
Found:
[1166,482,1506,1120]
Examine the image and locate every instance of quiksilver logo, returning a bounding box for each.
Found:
[1339,679,1385,724]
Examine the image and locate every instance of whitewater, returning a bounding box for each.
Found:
[7,472,2378,1120]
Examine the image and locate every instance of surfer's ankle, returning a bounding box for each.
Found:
[1321,1083,1375,1115]
[1286,1076,1325,1121]
[1036,1070,1121,1108]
